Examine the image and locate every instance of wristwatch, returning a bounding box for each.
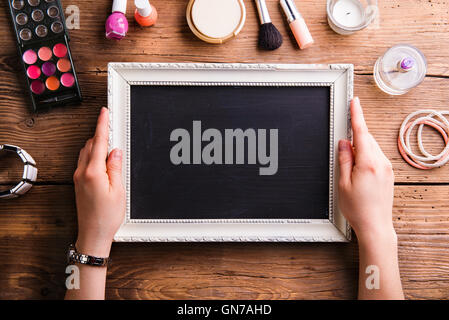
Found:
[67,244,111,267]
[0,144,38,199]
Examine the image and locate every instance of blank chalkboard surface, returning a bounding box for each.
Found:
[130,85,330,220]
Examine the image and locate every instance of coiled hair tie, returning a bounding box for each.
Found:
[398,110,449,170]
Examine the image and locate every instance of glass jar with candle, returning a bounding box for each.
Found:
[327,0,378,35]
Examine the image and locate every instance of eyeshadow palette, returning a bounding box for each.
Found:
[8,0,82,111]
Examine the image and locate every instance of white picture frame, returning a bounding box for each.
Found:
[108,63,353,242]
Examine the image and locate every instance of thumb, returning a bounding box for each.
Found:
[107,148,123,188]
[338,140,354,188]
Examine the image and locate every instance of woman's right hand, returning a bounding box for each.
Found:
[338,98,403,300]
[338,97,396,242]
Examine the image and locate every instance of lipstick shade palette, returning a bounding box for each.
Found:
[8,0,82,111]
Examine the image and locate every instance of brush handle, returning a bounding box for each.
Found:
[255,0,271,24]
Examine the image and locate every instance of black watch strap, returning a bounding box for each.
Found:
[67,244,111,267]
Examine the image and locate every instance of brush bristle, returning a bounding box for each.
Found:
[258,23,283,50]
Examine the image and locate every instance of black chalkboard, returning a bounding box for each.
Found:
[130,85,330,220]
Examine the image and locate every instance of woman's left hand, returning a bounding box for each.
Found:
[73,107,125,257]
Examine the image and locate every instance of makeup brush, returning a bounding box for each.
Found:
[255,0,283,50]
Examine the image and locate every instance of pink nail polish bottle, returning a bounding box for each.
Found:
[280,0,314,49]
[134,0,158,27]
[105,0,129,40]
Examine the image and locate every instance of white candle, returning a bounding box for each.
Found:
[332,0,364,28]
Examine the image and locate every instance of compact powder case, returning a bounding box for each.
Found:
[8,0,82,111]
[186,0,246,44]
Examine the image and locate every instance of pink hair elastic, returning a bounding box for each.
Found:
[398,110,449,169]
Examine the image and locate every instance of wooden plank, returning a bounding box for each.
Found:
[0,185,448,299]
[2,73,449,184]
[0,240,359,300]
[0,186,76,238]
[393,186,449,299]
[0,1,448,75]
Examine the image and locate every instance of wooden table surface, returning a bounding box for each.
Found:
[1,0,449,300]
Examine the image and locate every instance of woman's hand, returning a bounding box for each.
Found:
[73,107,125,257]
[338,97,403,300]
[338,97,395,242]
[66,108,124,300]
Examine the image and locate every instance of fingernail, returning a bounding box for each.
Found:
[353,97,360,105]
[101,107,107,115]
[112,149,122,160]
[339,140,349,151]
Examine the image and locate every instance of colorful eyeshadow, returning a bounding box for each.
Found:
[31,9,44,22]
[12,0,25,10]
[45,76,60,91]
[47,6,59,18]
[28,0,40,6]
[42,61,56,76]
[30,80,45,94]
[38,47,52,61]
[19,28,32,40]
[51,21,63,33]
[27,65,41,79]
[61,73,75,88]
[35,24,48,37]
[9,0,82,111]
[15,13,28,25]
[53,43,67,58]
[57,58,71,72]
[23,49,37,64]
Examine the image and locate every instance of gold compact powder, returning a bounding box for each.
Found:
[186,0,246,44]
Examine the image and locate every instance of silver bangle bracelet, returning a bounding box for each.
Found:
[0,144,38,199]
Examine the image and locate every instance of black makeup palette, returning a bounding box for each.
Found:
[8,0,82,112]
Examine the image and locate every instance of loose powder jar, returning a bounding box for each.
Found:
[186,0,246,44]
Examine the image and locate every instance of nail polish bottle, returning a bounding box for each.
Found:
[134,0,158,27]
[105,0,129,40]
[280,0,314,49]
